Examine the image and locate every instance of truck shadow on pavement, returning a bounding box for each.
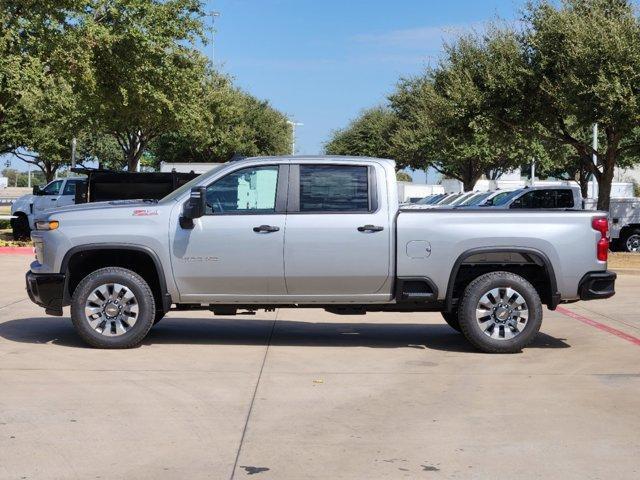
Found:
[0,316,570,352]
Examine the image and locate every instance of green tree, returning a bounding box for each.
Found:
[324,107,396,158]
[396,171,413,182]
[76,131,125,170]
[466,1,640,209]
[71,0,209,172]
[151,74,290,166]
[389,63,531,191]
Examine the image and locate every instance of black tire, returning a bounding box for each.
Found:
[441,310,461,332]
[621,228,640,253]
[11,214,31,240]
[458,271,543,353]
[70,267,156,348]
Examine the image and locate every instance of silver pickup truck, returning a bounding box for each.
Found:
[26,156,616,353]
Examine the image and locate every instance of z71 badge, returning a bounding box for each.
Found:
[132,209,159,216]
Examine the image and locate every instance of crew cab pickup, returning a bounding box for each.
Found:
[26,156,616,353]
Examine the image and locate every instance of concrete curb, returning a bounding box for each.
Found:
[0,246,33,255]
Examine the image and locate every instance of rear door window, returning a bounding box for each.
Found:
[63,180,79,196]
[299,165,370,212]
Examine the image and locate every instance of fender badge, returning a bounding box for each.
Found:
[132,209,159,216]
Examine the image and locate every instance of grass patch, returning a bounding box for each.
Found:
[0,229,32,247]
[609,252,640,269]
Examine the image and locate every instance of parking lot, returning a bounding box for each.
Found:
[0,254,639,479]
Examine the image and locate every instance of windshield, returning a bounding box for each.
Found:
[158,164,227,204]
[459,192,486,206]
[438,194,461,205]
[416,194,442,205]
[487,189,523,206]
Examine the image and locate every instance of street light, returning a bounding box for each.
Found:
[210,11,221,66]
[287,120,303,155]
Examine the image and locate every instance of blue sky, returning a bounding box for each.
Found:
[206,0,526,166]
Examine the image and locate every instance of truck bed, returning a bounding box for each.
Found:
[396,208,606,301]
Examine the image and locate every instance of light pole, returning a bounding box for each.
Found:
[210,11,221,66]
[287,120,303,155]
[591,123,598,198]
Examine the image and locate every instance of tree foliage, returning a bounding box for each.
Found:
[467,0,640,208]
[324,107,396,159]
[0,0,291,177]
[325,0,640,207]
[150,73,290,166]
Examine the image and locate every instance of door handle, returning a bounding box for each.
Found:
[253,225,280,233]
[357,225,384,232]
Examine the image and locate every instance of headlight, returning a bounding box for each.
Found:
[35,220,59,231]
[34,240,44,263]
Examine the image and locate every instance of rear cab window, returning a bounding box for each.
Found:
[294,164,375,213]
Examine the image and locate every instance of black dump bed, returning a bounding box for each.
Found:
[72,169,200,204]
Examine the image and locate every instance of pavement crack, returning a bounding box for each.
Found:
[0,298,27,311]
[229,309,278,480]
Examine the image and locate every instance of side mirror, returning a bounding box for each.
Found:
[32,186,42,195]
[179,186,206,229]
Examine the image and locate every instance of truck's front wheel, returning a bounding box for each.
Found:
[458,272,542,353]
[71,267,156,348]
[11,214,31,240]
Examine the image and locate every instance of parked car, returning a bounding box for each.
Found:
[10,178,86,239]
[10,169,199,239]
[477,186,583,210]
[457,191,494,207]
[26,156,615,353]
[414,193,448,205]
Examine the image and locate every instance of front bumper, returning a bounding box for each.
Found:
[578,271,616,301]
[26,271,66,316]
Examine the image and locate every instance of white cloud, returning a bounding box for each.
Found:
[353,23,481,50]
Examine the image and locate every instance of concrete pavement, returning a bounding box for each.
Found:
[0,255,638,479]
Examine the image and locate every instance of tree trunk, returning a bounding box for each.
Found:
[462,178,477,192]
[119,131,148,172]
[596,151,616,211]
[43,161,56,183]
[577,165,589,199]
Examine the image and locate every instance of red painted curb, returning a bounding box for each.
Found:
[556,306,640,347]
[0,247,33,255]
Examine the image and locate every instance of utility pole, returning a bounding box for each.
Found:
[531,160,536,186]
[210,11,221,66]
[71,137,77,171]
[592,123,598,198]
[287,121,303,155]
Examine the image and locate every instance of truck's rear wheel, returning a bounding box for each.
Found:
[441,311,461,332]
[71,267,155,348]
[458,271,542,353]
[11,214,31,240]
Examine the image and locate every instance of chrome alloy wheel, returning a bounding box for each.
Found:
[84,283,139,336]
[626,234,640,253]
[475,287,529,340]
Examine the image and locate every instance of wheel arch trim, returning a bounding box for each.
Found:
[445,247,559,312]
[60,243,171,311]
